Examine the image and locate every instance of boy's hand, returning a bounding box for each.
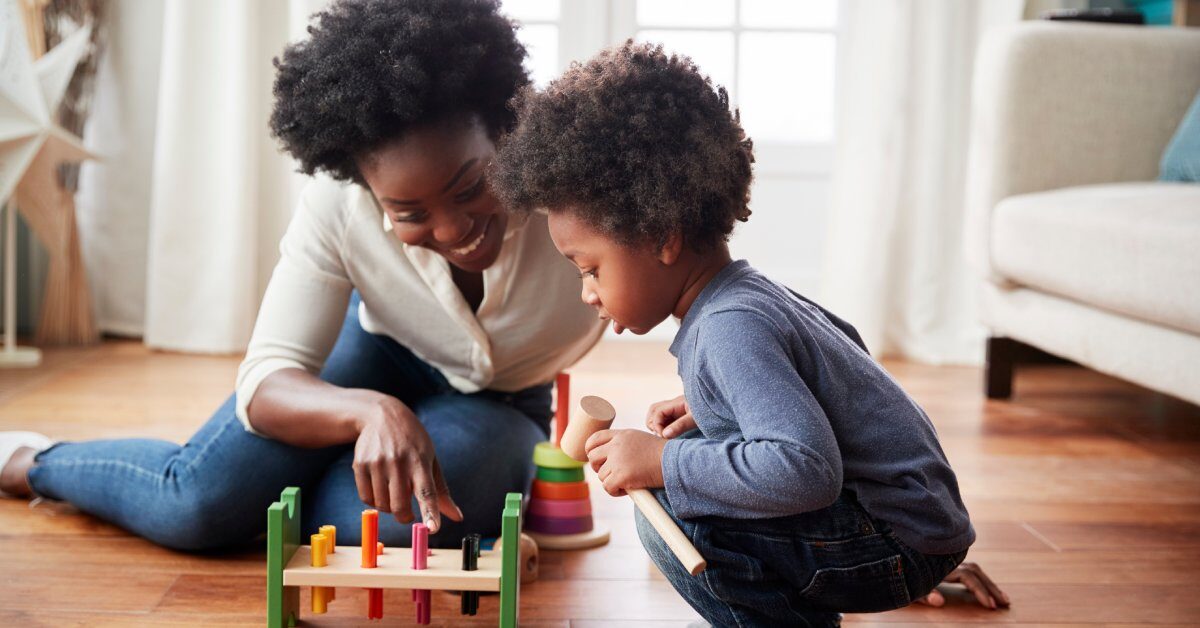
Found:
[584,429,666,497]
[916,562,1010,610]
[646,395,697,439]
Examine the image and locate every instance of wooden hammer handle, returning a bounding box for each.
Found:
[564,396,707,576]
[628,488,707,576]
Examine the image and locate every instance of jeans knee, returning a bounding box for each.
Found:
[634,508,676,572]
[142,490,257,551]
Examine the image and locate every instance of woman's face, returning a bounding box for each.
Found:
[358,116,508,273]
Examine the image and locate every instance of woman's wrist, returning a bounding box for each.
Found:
[340,388,400,436]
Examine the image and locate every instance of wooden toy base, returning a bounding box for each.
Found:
[526,527,610,550]
[284,545,503,591]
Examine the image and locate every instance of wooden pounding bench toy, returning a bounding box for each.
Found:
[266,487,522,626]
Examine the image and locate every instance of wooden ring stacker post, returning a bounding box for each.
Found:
[561,395,708,576]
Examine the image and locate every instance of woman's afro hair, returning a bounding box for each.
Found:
[269,0,529,184]
[490,40,753,252]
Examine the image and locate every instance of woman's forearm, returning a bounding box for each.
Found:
[245,368,375,447]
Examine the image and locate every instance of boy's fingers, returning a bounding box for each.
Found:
[662,413,697,438]
[970,566,1009,606]
[916,589,945,607]
[586,443,609,474]
[584,429,615,453]
[959,571,996,609]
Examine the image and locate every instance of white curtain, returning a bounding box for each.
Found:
[79,0,325,352]
[820,0,1023,365]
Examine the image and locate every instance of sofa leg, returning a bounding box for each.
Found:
[985,337,1016,399]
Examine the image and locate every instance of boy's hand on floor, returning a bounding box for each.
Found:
[584,429,667,497]
[646,395,697,438]
[915,562,1010,610]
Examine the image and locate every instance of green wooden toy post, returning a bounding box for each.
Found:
[499,492,522,628]
[267,487,301,628]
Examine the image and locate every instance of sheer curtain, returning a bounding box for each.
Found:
[820,0,1023,364]
[79,0,325,352]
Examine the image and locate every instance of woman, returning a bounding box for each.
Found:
[0,0,603,549]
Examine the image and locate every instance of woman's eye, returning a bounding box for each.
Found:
[455,177,485,203]
[392,212,426,224]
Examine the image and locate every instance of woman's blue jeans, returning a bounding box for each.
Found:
[28,296,552,551]
[637,486,967,627]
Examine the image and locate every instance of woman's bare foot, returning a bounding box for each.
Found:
[0,446,36,498]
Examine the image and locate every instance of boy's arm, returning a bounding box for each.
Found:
[662,309,843,520]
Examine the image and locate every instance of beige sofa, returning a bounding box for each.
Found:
[965,22,1200,404]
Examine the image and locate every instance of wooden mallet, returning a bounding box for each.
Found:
[560,395,707,576]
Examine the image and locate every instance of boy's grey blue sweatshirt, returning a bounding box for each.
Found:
[663,260,975,555]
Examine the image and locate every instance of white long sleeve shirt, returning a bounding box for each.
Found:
[235,176,605,432]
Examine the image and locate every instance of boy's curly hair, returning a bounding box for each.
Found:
[490,40,753,252]
[269,0,529,184]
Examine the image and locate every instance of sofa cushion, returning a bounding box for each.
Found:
[991,182,1200,335]
[1160,88,1200,182]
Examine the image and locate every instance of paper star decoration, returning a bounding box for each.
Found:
[0,0,94,365]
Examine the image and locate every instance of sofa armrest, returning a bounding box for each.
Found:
[964,22,1200,280]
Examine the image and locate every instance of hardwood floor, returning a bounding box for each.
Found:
[1,339,1198,626]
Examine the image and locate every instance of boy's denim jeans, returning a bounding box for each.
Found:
[637,487,967,627]
[28,294,552,551]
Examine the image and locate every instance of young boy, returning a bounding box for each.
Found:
[491,42,982,626]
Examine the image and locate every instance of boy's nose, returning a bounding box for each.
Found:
[582,288,600,307]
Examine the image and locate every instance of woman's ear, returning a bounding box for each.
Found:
[657,232,684,266]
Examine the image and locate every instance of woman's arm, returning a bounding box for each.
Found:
[245,368,370,447]
[248,368,463,533]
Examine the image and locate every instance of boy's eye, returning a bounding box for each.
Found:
[577,269,597,279]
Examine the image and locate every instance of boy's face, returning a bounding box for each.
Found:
[547,210,681,335]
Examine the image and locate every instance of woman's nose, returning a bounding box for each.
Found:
[431,212,473,246]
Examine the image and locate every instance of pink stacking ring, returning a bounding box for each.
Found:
[529,497,592,518]
[524,513,594,535]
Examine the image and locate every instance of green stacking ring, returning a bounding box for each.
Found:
[533,442,585,470]
[536,466,585,483]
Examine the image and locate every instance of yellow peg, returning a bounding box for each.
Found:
[310,533,329,614]
[320,525,337,553]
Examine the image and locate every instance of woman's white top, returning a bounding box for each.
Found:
[235,177,605,432]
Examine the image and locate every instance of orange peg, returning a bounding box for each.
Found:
[361,509,378,568]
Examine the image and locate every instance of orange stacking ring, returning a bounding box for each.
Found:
[532,479,589,501]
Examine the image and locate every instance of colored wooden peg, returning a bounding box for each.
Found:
[377,541,384,555]
[367,588,383,620]
[320,525,336,552]
[361,509,382,619]
[310,533,330,614]
[361,510,378,568]
[554,372,570,446]
[412,523,431,624]
[461,533,480,615]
